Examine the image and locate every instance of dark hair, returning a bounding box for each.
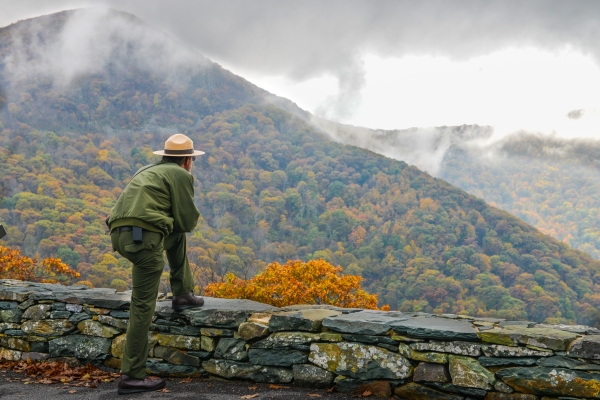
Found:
[162,156,189,166]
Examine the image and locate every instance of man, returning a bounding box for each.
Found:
[108,134,205,394]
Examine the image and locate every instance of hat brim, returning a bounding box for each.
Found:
[152,150,205,156]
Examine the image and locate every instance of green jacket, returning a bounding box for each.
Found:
[108,161,200,236]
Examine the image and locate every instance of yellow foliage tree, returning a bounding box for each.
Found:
[0,245,80,284]
[205,259,388,310]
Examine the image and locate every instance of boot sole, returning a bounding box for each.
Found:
[118,381,166,395]
[172,303,204,311]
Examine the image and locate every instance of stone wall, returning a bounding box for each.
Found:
[1,280,600,399]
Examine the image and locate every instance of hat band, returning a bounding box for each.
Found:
[164,149,194,155]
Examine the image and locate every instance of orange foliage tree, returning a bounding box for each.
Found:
[204,259,387,310]
[0,245,80,284]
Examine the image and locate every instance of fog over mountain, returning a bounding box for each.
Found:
[3,9,207,90]
[3,0,600,131]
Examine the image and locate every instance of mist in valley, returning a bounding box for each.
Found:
[311,116,600,259]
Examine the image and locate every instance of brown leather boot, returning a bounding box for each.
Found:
[117,374,165,395]
[172,290,205,311]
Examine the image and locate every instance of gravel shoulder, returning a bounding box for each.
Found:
[0,370,355,400]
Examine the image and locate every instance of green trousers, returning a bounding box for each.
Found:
[110,227,194,379]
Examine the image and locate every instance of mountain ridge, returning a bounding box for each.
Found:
[1,9,600,325]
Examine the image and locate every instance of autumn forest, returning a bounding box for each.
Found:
[1,10,600,326]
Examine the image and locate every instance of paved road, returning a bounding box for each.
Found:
[0,371,356,399]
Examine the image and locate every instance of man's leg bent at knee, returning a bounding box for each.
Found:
[164,232,194,295]
[165,232,204,310]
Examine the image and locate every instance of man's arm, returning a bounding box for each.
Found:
[171,172,200,233]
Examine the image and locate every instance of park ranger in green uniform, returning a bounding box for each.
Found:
[108,134,205,394]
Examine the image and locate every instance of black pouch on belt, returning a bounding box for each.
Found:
[132,226,143,243]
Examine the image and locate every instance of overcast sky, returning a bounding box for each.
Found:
[3,0,600,138]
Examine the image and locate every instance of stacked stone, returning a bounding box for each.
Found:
[3,280,600,399]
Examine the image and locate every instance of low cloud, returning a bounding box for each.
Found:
[567,108,600,120]
[310,116,494,175]
[4,1,600,132]
[567,109,585,120]
[4,8,208,89]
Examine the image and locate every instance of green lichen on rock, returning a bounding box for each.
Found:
[566,335,600,360]
[112,332,158,358]
[22,304,51,321]
[413,350,449,364]
[477,328,520,346]
[0,337,31,352]
[497,366,600,398]
[410,341,481,356]
[399,343,448,363]
[77,320,120,338]
[97,315,128,330]
[49,311,71,319]
[479,357,538,367]
[0,347,22,361]
[0,322,19,332]
[255,331,320,348]
[154,333,202,351]
[319,332,343,342]
[21,319,73,336]
[153,346,200,366]
[481,344,552,357]
[292,364,335,387]
[448,355,496,390]
[110,334,127,358]
[214,338,247,361]
[478,326,578,351]
[49,335,111,359]
[506,325,578,351]
[201,336,216,352]
[84,306,111,315]
[309,342,412,380]
[0,308,23,323]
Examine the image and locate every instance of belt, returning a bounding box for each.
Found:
[118,226,133,232]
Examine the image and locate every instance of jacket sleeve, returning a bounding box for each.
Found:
[170,170,200,233]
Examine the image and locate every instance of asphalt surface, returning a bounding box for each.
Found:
[0,370,357,400]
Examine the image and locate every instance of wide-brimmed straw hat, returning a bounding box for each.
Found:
[153,134,205,156]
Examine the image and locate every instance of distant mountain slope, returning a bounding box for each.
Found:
[1,9,600,325]
[441,134,600,260]
[316,120,600,260]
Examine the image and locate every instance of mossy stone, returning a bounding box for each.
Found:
[21,319,73,336]
[77,320,120,338]
[448,355,495,390]
[238,322,269,340]
[497,366,600,398]
[309,342,412,380]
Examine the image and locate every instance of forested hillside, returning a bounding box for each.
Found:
[1,9,600,325]
[317,121,600,261]
[441,134,600,260]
